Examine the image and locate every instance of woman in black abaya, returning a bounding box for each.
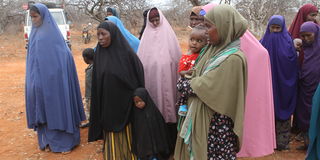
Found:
[88,21,144,160]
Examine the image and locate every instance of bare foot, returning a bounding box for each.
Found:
[61,150,71,154]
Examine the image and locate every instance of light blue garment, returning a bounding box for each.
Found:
[106,16,140,53]
[306,83,320,160]
[26,3,85,152]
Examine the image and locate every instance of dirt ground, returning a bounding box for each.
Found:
[0,28,306,160]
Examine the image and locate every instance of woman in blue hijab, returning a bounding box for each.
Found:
[105,16,140,53]
[25,3,85,153]
[106,7,120,18]
[260,15,298,150]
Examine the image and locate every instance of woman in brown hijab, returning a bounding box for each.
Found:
[189,6,204,28]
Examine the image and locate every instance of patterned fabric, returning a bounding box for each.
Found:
[176,78,195,107]
[103,125,137,160]
[178,53,199,73]
[207,112,238,160]
[275,119,291,150]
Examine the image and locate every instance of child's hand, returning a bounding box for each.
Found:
[179,69,194,77]
[186,69,194,76]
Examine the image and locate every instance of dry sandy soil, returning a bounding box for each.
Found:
[0,28,306,160]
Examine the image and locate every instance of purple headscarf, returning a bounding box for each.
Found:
[260,15,298,120]
[295,21,320,132]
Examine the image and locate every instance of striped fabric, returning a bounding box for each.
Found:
[103,125,137,160]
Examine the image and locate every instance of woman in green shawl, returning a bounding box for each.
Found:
[174,4,248,160]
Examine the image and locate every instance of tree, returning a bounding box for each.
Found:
[235,0,299,35]
[68,0,149,30]
[188,0,224,6]
[0,0,25,34]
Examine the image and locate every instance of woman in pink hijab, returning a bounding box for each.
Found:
[137,7,182,154]
[200,3,276,158]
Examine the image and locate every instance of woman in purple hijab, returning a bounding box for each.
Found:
[296,21,320,150]
[260,15,298,150]
[25,3,85,153]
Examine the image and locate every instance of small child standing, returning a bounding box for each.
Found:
[132,88,170,160]
[176,25,207,117]
[80,48,94,128]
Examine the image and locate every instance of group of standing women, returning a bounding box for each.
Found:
[261,3,320,158]
[25,1,320,160]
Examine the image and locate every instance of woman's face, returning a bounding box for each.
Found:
[30,10,42,27]
[97,28,111,48]
[149,16,160,27]
[300,32,315,44]
[269,24,282,33]
[204,19,220,45]
[306,12,318,22]
[190,15,204,28]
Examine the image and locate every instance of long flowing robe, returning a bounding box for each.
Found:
[25,3,85,152]
[88,22,144,141]
[131,88,170,159]
[295,22,320,132]
[200,3,276,158]
[260,15,298,121]
[137,8,181,123]
[174,5,248,159]
[260,15,298,149]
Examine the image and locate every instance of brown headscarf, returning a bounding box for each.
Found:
[191,6,202,16]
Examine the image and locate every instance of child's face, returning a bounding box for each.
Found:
[269,24,282,33]
[133,96,145,109]
[189,29,207,53]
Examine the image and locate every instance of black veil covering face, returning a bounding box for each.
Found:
[131,88,170,159]
[88,21,144,141]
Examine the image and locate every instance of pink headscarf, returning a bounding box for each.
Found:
[202,3,276,157]
[137,8,181,123]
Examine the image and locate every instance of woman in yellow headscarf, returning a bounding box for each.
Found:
[174,4,248,160]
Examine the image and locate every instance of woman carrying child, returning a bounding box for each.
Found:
[175,5,248,159]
